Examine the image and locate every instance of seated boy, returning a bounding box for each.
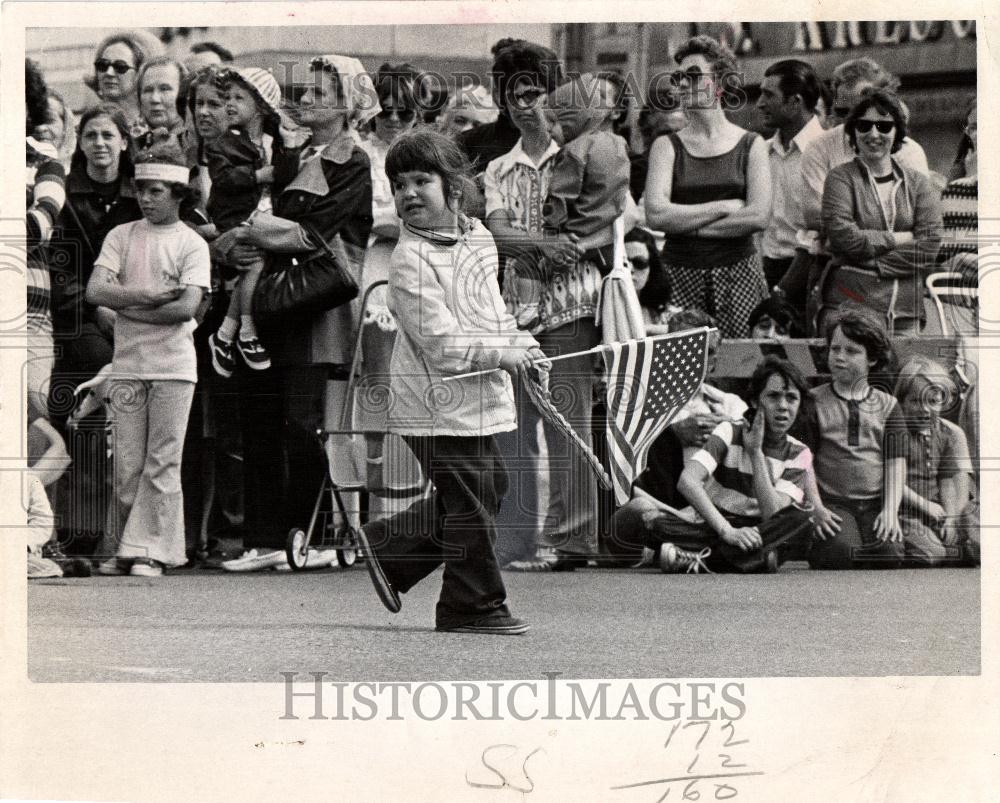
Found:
[611,356,814,573]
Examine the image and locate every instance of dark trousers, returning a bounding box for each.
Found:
[628,504,813,573]
[239,364,327,549]
[761,256,794,289]
[362,435,511,629]
[807,496,904,569]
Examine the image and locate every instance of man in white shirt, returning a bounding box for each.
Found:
[756,59,826,288]
[778,57,930,316]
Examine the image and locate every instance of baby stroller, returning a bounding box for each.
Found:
[285,280,428,570]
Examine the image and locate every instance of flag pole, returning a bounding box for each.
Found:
[442,346,605,381]
[441,329,715,382]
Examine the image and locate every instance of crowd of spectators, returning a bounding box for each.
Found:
[23,30,979,580]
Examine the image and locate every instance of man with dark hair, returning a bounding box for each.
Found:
[610,356,814,573]
[756,59,825,287]
[185,41,234,72]
[457,38,563,174]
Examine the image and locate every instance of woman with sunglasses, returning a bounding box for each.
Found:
[216,54,375,565]
[88,31,164,138]
[644,35,772,339]
[819,90,942,336]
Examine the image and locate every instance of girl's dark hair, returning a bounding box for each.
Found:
[71,103,135,177]
[747,355,816,445]
[625,227,671,312]
[187,65,225,117]
[749,355,809,405]
[385,129,473,201]
[826,306,898,385]
[844,88,907,155]
[26,58,49,134]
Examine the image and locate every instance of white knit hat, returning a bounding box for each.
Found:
[231,67,282,117]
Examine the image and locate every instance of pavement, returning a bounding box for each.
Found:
[27,564,979,682]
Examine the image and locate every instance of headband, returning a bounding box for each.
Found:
[134,162,190,184]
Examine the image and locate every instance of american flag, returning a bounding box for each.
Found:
[602,329,712,505]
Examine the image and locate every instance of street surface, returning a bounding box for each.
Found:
[27,565,979,682]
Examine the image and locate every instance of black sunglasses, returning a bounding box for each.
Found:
[832,106,851,118]
[629,258,650,270]
[854,119,895,134]
[94,59,134,75]
[670,67,708,85]
[378,106,416,122]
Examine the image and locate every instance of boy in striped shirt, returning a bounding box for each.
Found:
[638,356,814,573]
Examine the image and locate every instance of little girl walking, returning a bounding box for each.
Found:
[357,129,548,634]
[205,66,286,376]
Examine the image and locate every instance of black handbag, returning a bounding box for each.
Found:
[252,226,359,326]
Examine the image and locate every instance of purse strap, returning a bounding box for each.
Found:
[301,222,352,269]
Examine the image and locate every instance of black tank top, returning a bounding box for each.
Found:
[662,131,758,267]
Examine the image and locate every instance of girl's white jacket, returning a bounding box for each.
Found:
[386,216,539,437]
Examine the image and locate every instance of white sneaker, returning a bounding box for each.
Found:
[221,549,288,572]
[27,553,63,578]
[275,549,337,571]
[130,559,165,577]
[659,543,713,574]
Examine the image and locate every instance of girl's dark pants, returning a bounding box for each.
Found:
[362,434,512,629]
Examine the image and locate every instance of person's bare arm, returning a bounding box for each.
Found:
[118,286,204,324]
[698,136,773,238]
[643,136,738,234]
[85,267,182,311]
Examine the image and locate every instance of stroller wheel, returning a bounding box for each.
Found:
[286,528,310,572]
[336,527,359,568]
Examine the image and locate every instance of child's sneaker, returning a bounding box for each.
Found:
[130,558,165,577]
[209,332,235,378]
[659,543,713,574]
[237,336,271,371]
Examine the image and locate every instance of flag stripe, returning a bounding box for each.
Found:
[602,330,710,505]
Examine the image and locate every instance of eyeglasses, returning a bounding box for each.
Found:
[629,258,650,270]
[670,67,708,86]
[832,106,851,118]
[94,59,134,75]
[854,119,895,134]
[377,107,416,122]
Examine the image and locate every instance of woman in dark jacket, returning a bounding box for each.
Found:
[49,103,142,421]
[819,90,942,336]
[46,104,142,555]
[220,54,375,554]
